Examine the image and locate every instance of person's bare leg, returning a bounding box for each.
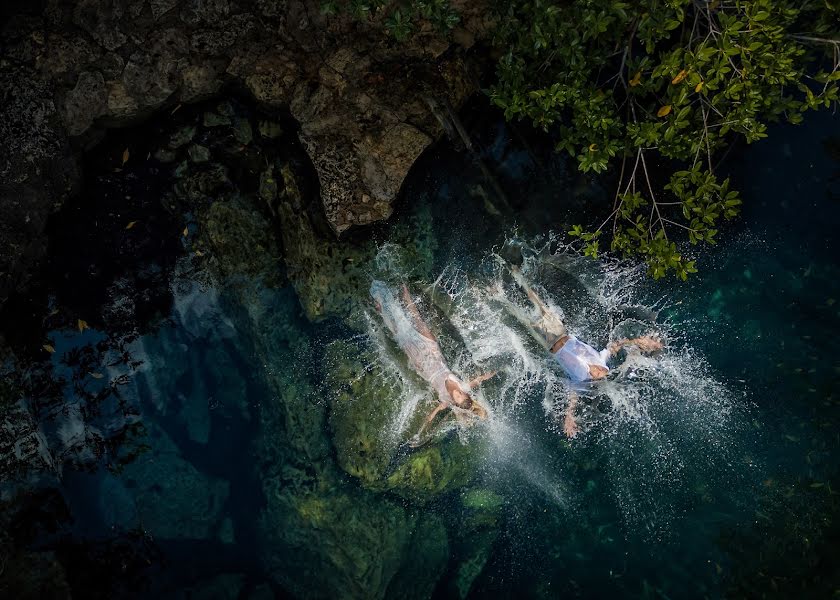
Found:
[510,265,552,316]
[563,392,580,438]
[402,284,437,342]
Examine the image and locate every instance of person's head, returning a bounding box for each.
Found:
[588,364,609,379]
[447,380,488,420]
[449,384,473,408]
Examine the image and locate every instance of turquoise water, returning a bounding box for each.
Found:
[0,100,838,599]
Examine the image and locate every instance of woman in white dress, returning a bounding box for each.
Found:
[370,280,495,444]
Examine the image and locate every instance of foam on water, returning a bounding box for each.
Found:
[356,236,750,531]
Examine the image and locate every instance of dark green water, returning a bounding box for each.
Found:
[0,99,838,599]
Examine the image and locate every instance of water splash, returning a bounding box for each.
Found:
[355,236,750,531]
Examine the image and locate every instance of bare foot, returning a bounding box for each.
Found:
[636,336,664,353]
[563,413,580,439]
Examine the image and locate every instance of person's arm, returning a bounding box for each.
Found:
[467,371,497,389]
[563,391,580,439]
[402,284,436,342]
[410,402,449,445]
[607,335,664,356]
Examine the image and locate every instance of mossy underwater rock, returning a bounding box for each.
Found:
[448,488,505,599]
[260,458,449,600]
[196,195,283,287]
[276,195,375,324]
[276,163,438,326]
[325,340,482,503]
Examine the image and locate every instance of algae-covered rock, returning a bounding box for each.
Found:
[276,163,437,325]
[169,124,197,149]
[325,340,480,503]
[204,111,231,127]
[260,460,449,600]
[259,167,279,205]
[385,513,450,600]
[447,488,505,599]
[385,443,478,503]
[188,143,211,163]
[258,119,283,139]
[173,162,231,204]
[196,196,283,287]
[276,190,375,323]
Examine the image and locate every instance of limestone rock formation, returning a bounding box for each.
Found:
[0,0,491,306]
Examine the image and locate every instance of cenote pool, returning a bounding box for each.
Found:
[0,98,838,599]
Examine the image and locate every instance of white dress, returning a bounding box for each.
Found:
[370,280,468,403]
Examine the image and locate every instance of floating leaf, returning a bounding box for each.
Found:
[90,372,104,379]
[78,319,89,333]
[121,148,130,165]
[126,221,138,230]
[657,104,672,117]
[629,71,641,87]
[671,69,688,85]
[43,344,55,353]
[695,81,704,93]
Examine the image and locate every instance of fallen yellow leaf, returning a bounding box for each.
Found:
[194,249,204,257]
[121,148,130,165]
[671,69,688,85]
[695,81,704,93]
[629,71,641,87]
[182,226,189,237]
[657,104,672,117]
[43,344,55,353]
[78,319,89,332]
[126,221,138,230]
[91,372,104,379]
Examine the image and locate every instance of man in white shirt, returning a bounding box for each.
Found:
[497,263,663,437]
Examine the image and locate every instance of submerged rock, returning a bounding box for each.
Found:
[169,124,197,150]
[187,143,211,163]
[325,340,481,503]
[260,459,449,600]
[203,111,231,127]
[197,196,283,287]
[99,424,229,540]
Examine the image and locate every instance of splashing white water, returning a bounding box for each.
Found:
[359,236,748,527]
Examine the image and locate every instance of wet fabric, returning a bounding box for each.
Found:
[532,311,568,349]
[370,280,468,404]
[552,335,610,383]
